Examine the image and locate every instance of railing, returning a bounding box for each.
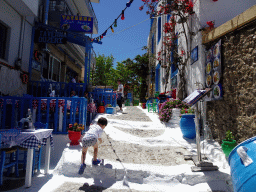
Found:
[28,81,87,97]
[89,88,117,107]
[0,96,87,134]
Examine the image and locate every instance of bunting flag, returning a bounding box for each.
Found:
[92,0,134,44]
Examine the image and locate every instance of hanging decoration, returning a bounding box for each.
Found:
[110,26,114,33]
[92,0,134,44]
[21,73,29,84]
[121,10,125,20]
[114,19,117,27]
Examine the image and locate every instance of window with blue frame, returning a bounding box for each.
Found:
[150,14,155,28]
[151,34,154,54]
[171,35,178,78]
[155,64,161,92]
[158,17,161,43]
[167,14,171,22]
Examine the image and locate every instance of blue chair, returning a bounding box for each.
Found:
[0,129,20,185]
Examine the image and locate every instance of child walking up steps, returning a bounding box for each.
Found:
[78,117,108,174]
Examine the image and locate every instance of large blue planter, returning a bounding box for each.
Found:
[180,114,196,139]
[228,136,256,192]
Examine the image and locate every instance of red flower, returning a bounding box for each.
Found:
[139,6,144,10]
[206,21,215,29]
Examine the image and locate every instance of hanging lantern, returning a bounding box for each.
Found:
[121,10,125,20]
[101,35,103,39]
[126,0,133,7]
[110,26,114,33]
[114,19,117,27]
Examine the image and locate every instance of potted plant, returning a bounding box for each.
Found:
[105,104,114,114]
[221,130,237,157]
[179,107,196,139]
[158,100,173,122]
[97,101,105,113]
[68,123,84,145]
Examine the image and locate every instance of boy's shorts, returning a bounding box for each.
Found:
[82,136,97,148]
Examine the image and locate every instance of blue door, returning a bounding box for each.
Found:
[155,64,160,92]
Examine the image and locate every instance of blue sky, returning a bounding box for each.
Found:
[91,0,150,68]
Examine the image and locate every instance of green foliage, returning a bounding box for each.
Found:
[91,54,115,87]
[91,53,149,99]
[225,130,235,141]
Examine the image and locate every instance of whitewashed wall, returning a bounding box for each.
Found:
[0,1,35,96]
[199,0,256,28]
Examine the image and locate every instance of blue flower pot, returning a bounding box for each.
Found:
[180,114,196,139]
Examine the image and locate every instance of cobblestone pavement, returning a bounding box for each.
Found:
[106,106,152,122]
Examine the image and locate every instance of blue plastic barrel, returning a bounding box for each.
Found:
[180,114,196,139]
[228,136,256,192]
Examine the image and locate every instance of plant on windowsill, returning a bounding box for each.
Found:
[221,130,237,157]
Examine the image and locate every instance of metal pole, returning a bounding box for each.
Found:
[87,46,92,85]
[28,27,35,82]
[195,102,202,163]
[84,43,88,89]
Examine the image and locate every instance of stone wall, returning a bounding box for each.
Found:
[206,20,256,143]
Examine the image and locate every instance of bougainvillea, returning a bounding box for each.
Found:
[139,0,199,99]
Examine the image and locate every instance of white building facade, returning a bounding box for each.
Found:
[0,0,99,96]
[0,0,39,96]
[153,0,256,96]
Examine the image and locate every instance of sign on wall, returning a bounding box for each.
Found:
[205,40,223,101]
[191,46,198,65]
[34,28,67,44]
[60,15,93,34]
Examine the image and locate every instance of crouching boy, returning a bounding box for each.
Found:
[78,117,108,174]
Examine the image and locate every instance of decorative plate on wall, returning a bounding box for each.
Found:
[206,75,212,87]
[207,49,212,61]
[213,43,220,57]
[213,71,220,84]
[213,58,220,69]
[206,62,212,74]
[213,84,221,99]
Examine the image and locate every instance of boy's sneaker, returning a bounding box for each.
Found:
[78,164,86,174]
[92,159,101,165]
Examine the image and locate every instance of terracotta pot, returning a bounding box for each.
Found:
[68,130,81,145]
[98,106,105,113]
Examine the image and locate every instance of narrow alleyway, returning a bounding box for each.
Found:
[8,106,233,192]
[49,106,232,192]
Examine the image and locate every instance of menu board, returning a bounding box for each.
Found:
[205,40,223,101]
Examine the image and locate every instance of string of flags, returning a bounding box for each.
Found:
[91,0,134,44]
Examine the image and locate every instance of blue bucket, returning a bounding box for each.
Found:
[105,107,114,114]
[180,114,196,139]
[228,136,256,192]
